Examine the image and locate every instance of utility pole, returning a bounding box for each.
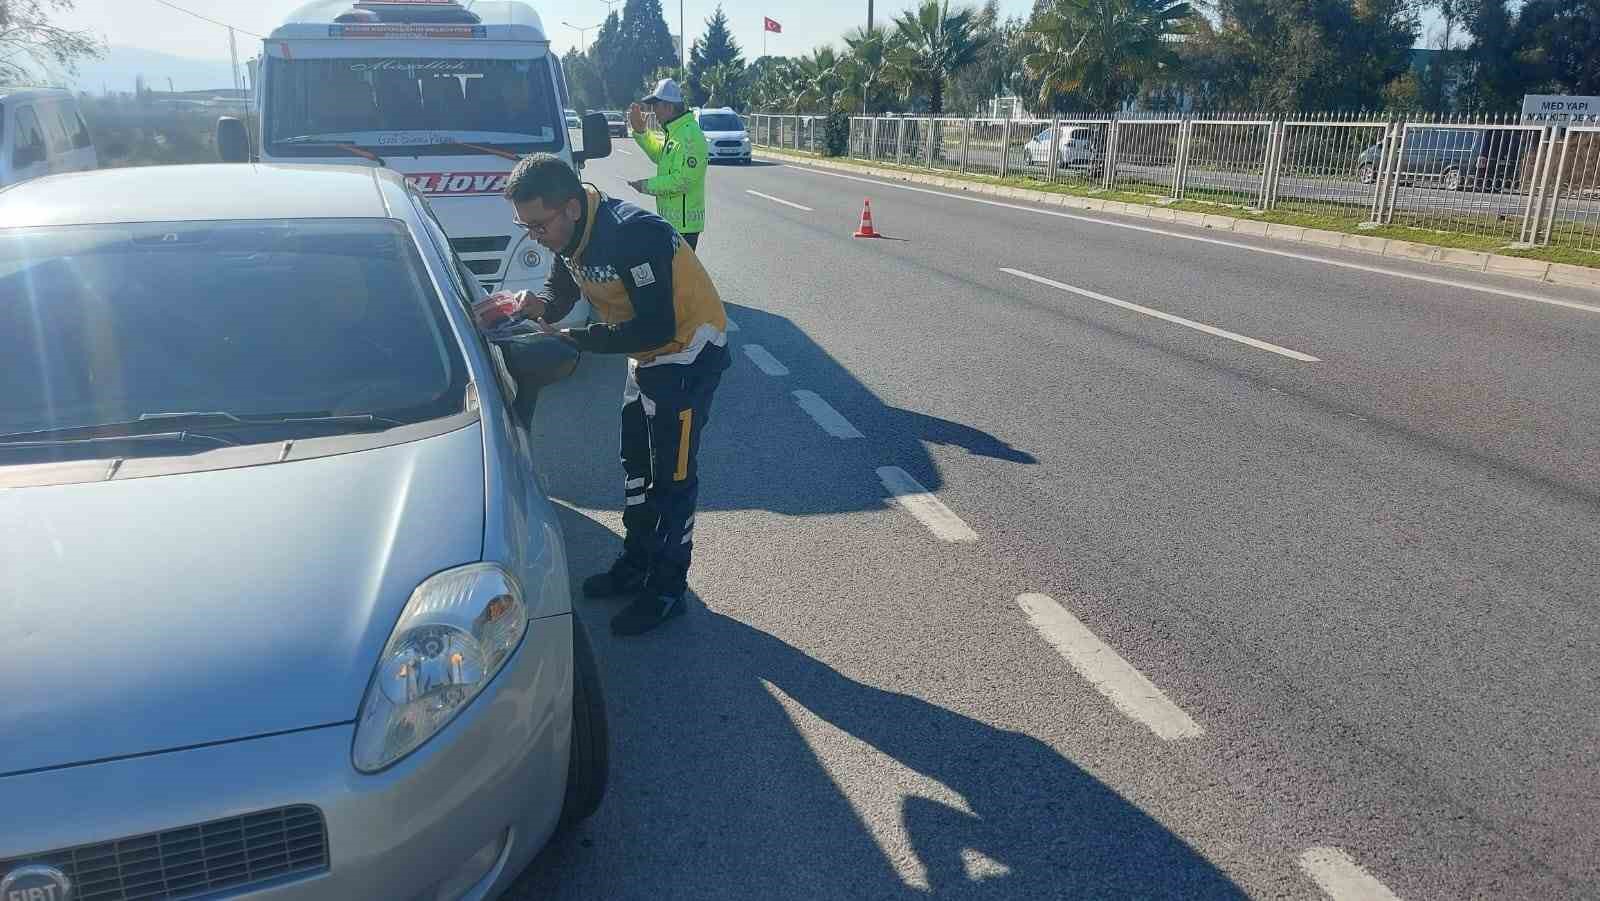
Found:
[868,0,874,32]
[680,0,686,74]
[228,27,242,94]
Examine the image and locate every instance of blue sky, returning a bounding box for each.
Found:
[61,0,1036,64]
[61,0,1444,77]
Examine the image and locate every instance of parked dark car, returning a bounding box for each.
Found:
[602,110,628,138]
[1357,127,1532,192]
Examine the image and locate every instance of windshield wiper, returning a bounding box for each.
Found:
[276,137,386,166]
[430,140,523,162]
[0,431,231,449]
[0,412,403,445]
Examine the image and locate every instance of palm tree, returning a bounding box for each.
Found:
[701,62,745,108]
[840,24,895,114]
[888,0,991,114]
[793,46,847,113]
[1023,0,1193,112]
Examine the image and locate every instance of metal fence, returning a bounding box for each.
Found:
[750,111,1600,252]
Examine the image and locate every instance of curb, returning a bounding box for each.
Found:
[755,150,1600,293]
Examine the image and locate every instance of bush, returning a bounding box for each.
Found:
[822,107,850,157]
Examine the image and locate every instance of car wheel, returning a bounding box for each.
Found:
[559,615,609,826]
[1443,167,1462,191]
[1358,163,1376,185]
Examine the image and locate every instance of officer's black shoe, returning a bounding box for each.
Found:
[610,592,685,636]
[582,557,648,599]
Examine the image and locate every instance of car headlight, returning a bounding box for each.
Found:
[352,563,528,773]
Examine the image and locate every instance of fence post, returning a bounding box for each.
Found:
[892,117,905,164]
[869,118,880,160]
[1520,124,1555,244]
[926,118,936,168]
[1172,118,1192,199]
[1538,125,1573,246]
[1103,119,1119,191]
[999,117,1011,179]
[960,118,971,172]
[1046,116,1062,183]
[1258,120,1282,210]
[1371,120,1399,224]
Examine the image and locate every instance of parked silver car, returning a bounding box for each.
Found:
[0,163,607,901]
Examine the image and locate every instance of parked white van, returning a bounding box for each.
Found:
[224,0,610,322]
[0,88,98,188]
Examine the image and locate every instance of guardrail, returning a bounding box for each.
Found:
[748,111,1600,252]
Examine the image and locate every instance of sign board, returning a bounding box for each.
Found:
[1521,95,1600,122]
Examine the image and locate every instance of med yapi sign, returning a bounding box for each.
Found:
[1522,95,1600,122]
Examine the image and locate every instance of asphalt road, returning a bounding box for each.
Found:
[506,146,1600,899]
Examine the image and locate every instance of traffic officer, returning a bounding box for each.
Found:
[626,78,708,249]
[489,153,730,636]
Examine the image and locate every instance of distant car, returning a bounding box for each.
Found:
[0,163,607,901]
[564,108,580,129]
[1356,127,1530,192]
[1021,125,1097,169]
[602,110,628,138]
[696,107,750,164]
[0,88,97,189]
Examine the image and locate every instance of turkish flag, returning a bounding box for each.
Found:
[763,16,782,33]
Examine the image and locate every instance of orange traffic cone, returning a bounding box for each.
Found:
[853,199,880,238]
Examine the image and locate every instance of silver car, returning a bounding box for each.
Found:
[0,163,607,901]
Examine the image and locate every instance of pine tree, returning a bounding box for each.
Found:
[620,0,679,101]
[688,5,745,105]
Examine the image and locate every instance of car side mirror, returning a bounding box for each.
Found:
[574,111,612,164]
[491,331,580,424]
[217,116,251,163]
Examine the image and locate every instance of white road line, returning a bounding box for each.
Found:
[779,163,1600,316]
[1015,593,1205,740]
[1002,267,1321,362]
[725,317,740,332]
[745,189,814,211]
[1299,848,1404,901]
[615,147,634,155]
[876,466,978,542]
[742,344,789,376]
[793,390,863,438]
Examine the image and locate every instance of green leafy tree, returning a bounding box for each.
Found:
[0,0,101,85]
[563,47,606,111]
[887,0,992,114]
[701,62,746,108]
[590,12,627,107]
[840,24,898,114]
[688,5,745,106]
[1023,0,1194,113]
[618,0,678,103]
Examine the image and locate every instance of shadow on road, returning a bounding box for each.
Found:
[529,302,1035,518]
[509,506,1246,900]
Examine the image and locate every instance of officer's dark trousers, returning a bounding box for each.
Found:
[618,343,729,595]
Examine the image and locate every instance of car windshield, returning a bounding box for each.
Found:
[265,56,563,154]
[698,113,744,132]
[0,218,468,451]
[604,111,624,122]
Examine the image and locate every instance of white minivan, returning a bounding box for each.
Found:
[227,0,609,324]
[0,88,98,188]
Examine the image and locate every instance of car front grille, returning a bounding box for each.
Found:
[449,235,511,254]
[462,258,501,276]
[0,805,328,900]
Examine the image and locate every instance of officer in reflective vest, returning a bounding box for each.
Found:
[626,79,709,250]
[482,154,730,635]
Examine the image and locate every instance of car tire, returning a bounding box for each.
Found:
[1358,163,1376,185]
[559,615,608,826]
[1443,167,1462,191]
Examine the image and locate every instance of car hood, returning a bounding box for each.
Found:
[0,423,486,777]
